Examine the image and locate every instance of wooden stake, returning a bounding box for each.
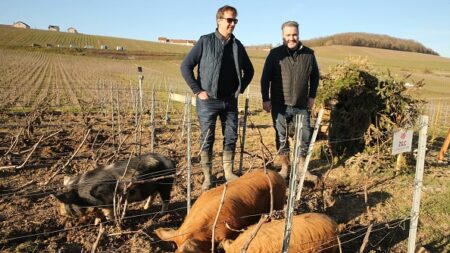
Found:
[91,223,105,253]
[239,91,249,174]
[358,224,373,253]
[186,95,192,213]
[150,88,155,152]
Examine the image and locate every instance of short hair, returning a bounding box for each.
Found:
[281,21,299,30]
[216,5,238,20]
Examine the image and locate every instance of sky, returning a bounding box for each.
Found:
[1,0,449,57]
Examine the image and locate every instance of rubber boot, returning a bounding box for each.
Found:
[200,151,212,191]
[279,154,290,179]
[223,150,238,182]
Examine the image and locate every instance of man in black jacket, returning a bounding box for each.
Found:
[261,20,319,183]
[180,5,254,190]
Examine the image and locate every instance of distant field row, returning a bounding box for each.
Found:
[1,23,449,105]
[0,48,190,112]
[1,46,448,110]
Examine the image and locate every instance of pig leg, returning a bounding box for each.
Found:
[161,199,168,212]
[157,180,172,212]
[101,208,114,221]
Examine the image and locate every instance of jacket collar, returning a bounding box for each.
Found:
[215,29,235,42]
[284,42,304,52]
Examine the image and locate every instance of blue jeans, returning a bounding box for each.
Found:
[196,96,238,153]
[271,104,311,156]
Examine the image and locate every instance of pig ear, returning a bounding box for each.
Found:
[221,239,234,251]
[155,227,177,241]
[52,191,77,204]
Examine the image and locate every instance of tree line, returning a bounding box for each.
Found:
[303,32,439,56]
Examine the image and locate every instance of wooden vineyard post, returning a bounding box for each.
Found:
[181,94,188,140]
[407,115,428,253]
[110,83,115,146]
[164,88,171,124]
[150,87,155,152]
[138,66,144,156]
[186,95,192,213]
[130,81,137,126]
[239,89,250,174]
[129,80,133,113]
[132,86,139,151]
[116,86,122,146]
[102,80,107,119]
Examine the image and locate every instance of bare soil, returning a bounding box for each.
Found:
[0,110,448,252]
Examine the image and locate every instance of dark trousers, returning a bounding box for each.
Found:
[271,103,311,156]
[196,96,238,154]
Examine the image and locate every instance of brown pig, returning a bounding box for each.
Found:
[155,169,287,253]
[222,213,338,253]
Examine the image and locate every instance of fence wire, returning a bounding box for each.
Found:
[1,90,448,252]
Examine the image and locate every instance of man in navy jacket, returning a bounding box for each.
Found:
[180,5,254,190]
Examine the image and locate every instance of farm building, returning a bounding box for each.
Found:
[158,37,169,43]
[48,25,60,32]
[170,39,196,46]
[158,37,195,46]
[13,21,30,29]
[67,27,78,33]
[100,45,108,50]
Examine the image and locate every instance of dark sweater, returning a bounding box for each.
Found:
[217,39,239,98]
[260,44,319,108]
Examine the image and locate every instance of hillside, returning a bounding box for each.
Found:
[247,45,450,101]
[303,32,439,56]
[313,45,450,98]
[0,24,190,54]
[1,25,441,57]
[1,24,448,101]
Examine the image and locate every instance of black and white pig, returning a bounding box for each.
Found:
[52,153,175,220]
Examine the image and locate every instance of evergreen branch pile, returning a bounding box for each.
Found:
[318,58,425,168]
